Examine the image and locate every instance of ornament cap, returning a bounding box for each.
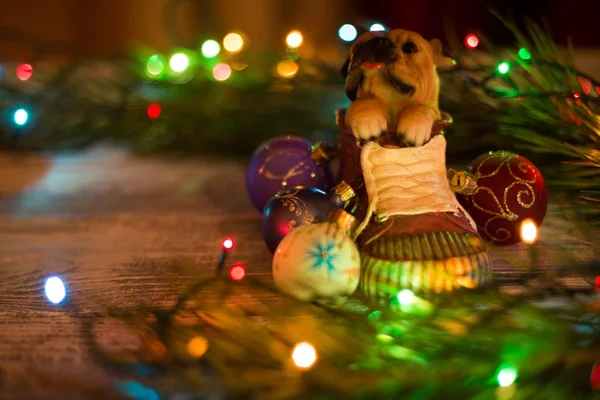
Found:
[448,169,478,196]
[331,180,356,203]
[327,208,358,234]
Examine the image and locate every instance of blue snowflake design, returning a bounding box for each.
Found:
[307,239,338,279]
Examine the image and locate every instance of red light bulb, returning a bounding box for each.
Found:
[595,276,600,292]
[229,263,246,281]
[583,86,591,94]
[464,34,479,49]
[222,238,234,250]
[147,104,161,119]
[591,362,600,390]
[16,63,33,81]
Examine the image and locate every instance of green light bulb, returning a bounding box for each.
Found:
[496,365,518,387]
[518,48,531,60]
[201,40,221,58]
[397,289,415,305]
[376,334,394,344]
[146,55,165,76]
[169,53,190,73]
[497,61,510,74]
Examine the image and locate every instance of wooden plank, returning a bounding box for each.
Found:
[0,148,595,398]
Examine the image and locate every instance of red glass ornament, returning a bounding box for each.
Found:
[458,151,548,245]
[591,362,600,390]
[595,276,600,292]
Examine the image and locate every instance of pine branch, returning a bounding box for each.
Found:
[440,11,600,218]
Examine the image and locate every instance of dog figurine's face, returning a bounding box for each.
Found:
[341,29,454,123]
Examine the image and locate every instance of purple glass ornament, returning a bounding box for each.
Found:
[246,136,332,212]
[262,186,341,254]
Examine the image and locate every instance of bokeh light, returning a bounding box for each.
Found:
[520,219,539,244]
[16,63,33,81]
[186,336,209,358]
[147,104,161,119]
[13,108,29,126]
[229,263,246,281]
[376,333,394,344]
[591,361,600,389]
[223,32,244,54]
[518,48,531,60]
[397,289,415,305]
[146,55,166,77]
[222,238,234,249]
[285,30,303,48]
[276,60,299,78]
[464,33,480,49]
[338,24,358,42]
[169,53,190,73]
[201,40,221,58]
[212,63,232,81]
[497,61,510,74]
[231,63,248,71]
[369,23,386,32]
[44,276,66,305]
[497,365,518,387]
[117,381,159,400]
[298,43,315,59]
[291,342,317,369]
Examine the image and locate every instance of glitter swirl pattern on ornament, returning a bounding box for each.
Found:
[469,151,542,244]
[259,149,318,187]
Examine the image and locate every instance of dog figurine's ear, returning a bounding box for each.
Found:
[429,39,455,69]
[340,58,350,80]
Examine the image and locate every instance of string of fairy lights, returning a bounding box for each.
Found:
[0,21,389,128]
[42,236,320,380]
[2,15,599,139]
[38,218,551,399]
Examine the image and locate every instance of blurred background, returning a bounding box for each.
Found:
[1,0,599,60]
[0,0,598,159]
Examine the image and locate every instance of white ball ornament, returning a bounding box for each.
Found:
[272,209,361,306]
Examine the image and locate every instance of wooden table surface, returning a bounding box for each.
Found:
[0,148,595,399]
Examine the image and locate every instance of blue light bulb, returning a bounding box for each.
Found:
[13,109,28,126]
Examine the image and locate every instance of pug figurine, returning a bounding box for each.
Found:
[332,29,493,306]
[341,29,455,146]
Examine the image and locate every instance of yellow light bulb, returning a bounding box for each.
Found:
[286,30,303,48]
[276,60,299,78]
[186,336,209,358]
[291,342,317,369]
[520,219,539,244]
[223,32,244,54]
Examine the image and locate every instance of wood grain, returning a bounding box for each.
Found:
[0,147,594,399]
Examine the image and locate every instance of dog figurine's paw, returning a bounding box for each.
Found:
[396,105,436,147]
[397,119,431,147]
[346,98,388,141]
